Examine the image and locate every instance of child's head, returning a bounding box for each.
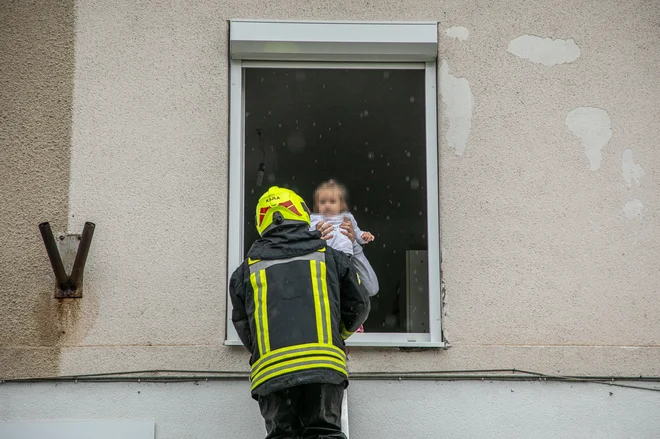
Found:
[314,179,348,216]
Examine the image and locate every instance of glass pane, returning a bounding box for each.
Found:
[243,67,429,333]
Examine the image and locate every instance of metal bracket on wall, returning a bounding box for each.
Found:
[39,221,95,299]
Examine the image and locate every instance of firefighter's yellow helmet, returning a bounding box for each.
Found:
[255,186,311,236]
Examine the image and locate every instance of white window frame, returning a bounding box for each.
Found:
[226,20,444,348]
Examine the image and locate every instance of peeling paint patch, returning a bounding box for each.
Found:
[508,35,581,66]
[565,107,612,171]
[446,27,469,41]
[440,60,474,156]
[621,149,645,187]
[623,199,645,219]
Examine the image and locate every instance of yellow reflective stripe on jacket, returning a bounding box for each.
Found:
[251,356,348,390]
[259,269,270,352]
[339,321,354,340]
[251,343,346,379]
[310,259,332,344]
[320,262,332,343]
[250,269,270,355]
[310,261,324,343]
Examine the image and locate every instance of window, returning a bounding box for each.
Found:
[227,20,443,347]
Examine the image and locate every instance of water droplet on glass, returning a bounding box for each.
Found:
[319,134,323,138]
[393,249,397,254]
[405,176,410,182]
[410,96,415,103]
[337,121,342,126]
[410,178,420,190]
[246,112,250,118]
[267,173,276,183]
[353,206,358,211]
[366,187,370,191]
[386,215,391,220]
[406,151,411,157]
[260,77,264,82]
[268,110,272,115]
[397,202,401,207]
[323,84,326,88]
[313,122,316,126]
[383,71,390,79]
[364,207,369,212]
[328,126,332,131]
[371,169,375,174]
[419,211,423,216]
[388,200,393,204]
[363,110,369,117]
[250,189,255,194]
[367,152,375,160]
[386,162,390,167]
[382,244,386,248]
[278,123,282,128]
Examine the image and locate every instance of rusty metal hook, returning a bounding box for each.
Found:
[39,221,95,298]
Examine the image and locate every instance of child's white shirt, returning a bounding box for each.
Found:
[309,212,366,256]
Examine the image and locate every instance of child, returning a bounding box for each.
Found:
[310,179,375,256]
[311,179,379,333]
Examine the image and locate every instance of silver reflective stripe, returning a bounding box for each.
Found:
[249,251,325,273]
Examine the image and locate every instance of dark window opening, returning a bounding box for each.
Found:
[242,67,429,333]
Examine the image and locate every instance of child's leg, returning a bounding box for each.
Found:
[298,383,347,438]
[258,387,303,439]
[351,243,379,296]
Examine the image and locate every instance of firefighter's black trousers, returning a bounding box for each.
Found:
[258,383,347,439]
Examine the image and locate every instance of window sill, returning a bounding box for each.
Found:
[225,333,446,349]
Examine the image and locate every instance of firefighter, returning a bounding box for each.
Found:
[230,186,370,439]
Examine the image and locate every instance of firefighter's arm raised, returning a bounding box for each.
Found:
[335,252,371,340]
[229,264,253,351]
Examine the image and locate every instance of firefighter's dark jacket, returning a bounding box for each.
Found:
[229,223,370,398]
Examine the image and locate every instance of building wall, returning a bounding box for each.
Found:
[1,0,659,379]
[0,0,75,377]
[2,380,660,439]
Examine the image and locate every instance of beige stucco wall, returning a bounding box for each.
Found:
[0,0,75,377]
[1,0,659,379]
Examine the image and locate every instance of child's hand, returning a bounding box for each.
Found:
[361,232,375,243]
